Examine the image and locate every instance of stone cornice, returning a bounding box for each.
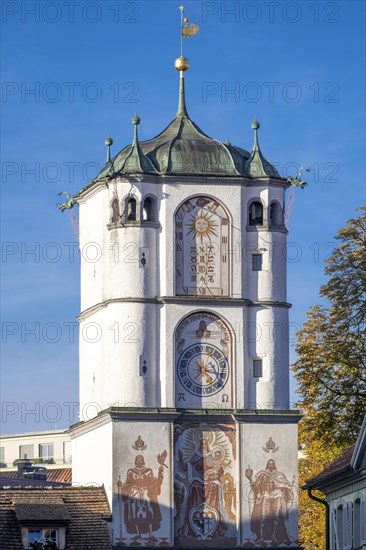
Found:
[68,407,302,437]
[78,297,291,320]
[76,174,289,199]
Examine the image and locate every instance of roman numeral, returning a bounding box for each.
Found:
[208,201,220,213]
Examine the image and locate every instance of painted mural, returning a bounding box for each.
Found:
[174,423,237,548]
[114,424,171,547]
[175,196,230,297]
[242,427,298,548]
[175,311,233,408]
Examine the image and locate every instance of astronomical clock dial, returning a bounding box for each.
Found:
[177,343,229,396]
[175,312,233,408]
[175,196,230,296]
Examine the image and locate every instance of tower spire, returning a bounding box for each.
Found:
[174,6,199,118]
[252,117,260,150]
[131,113,140,146]
[175,57,189,117]
[104,133,113,163]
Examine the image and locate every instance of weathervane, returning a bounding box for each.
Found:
[179,5,199,57]
[287,166,309,189]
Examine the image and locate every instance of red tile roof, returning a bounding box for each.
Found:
[0,486,111,550]
[305,443,356,488]
[0,467,72,485]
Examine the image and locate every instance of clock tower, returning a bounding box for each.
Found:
[70,26,301,549]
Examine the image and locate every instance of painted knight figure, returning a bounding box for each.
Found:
[69,6,302,549]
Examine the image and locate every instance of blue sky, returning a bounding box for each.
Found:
[1,0,365,435]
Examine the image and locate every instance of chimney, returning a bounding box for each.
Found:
[17,460,32,478]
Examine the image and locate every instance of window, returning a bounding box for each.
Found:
[127,198,137,221]
[249,201,263,226]
[336,505,344,550]
[270,202,282,226]
[354,498,361,547]
[63,441,72,464]
[142,197,155,221]
[0,446,4,466]
[28,528,58,549]
[252,254,262,271]
[39,443,54,461]
[19,444,34,460]
[253,359,263,377]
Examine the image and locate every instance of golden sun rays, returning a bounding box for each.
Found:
[186,210,218,242]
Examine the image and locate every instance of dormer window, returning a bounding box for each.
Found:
[28,528,58,549]
[249,201,263,226]
[127,198,137,221]
[142,197,155,221]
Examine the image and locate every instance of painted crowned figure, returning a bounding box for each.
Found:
[120,448,167,541]
[245,459,295,546]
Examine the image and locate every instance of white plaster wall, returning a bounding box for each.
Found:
[241,421,298,546]
[71,420,113,504]
[79,309,105,417]
[244,230,287,302]
[106,225,158,299]
[241,184,287,303]
[245,306,290,409]
[79,186,107,312]
[79,303,158,412]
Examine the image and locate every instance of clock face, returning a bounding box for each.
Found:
[177,343,229,396]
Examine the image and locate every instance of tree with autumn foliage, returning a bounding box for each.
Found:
[292,207,366,549]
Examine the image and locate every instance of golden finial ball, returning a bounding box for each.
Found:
[175,56,189,71]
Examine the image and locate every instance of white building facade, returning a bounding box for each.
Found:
[70,57,301,548]
[306,415,366,550]
[0,430,72,469]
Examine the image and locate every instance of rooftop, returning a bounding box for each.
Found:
[93,57,283,182]
[0,468,72,486]
[0,486,111,550]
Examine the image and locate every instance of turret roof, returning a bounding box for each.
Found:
[95,62,283,182]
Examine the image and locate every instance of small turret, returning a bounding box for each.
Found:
[245,118,282,179]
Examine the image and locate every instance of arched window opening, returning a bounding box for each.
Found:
[336,505,344,550]
[270,202,282,226]
[143,197,155,221]
[354,498,360,547]
[111,198,120,223]
[249,201,263,226]
[127,198,137,221]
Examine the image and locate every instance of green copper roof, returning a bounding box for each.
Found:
[95,73,283,181]
[244,119,281,179]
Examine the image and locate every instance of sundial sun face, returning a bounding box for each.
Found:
[175,196,230,297]
[187,211,218,243]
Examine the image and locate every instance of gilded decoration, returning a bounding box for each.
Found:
[175,312,233,408]
[175,196,230,297]
[174,423,237,548]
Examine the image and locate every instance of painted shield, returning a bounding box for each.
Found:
[189,503,219,540]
